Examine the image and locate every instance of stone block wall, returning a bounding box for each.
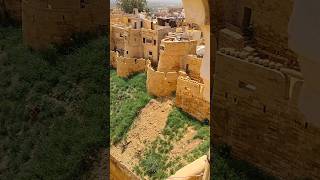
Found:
[22,0,107,50]
[116,56,147,78]
[111,25,126,52]
[157,39,197,72]
[141,28,158,63]
[124,28,143,58]
[176,74,210,121]
[213,49,320,179]
[184,55,203,82]
[146,63,178,97]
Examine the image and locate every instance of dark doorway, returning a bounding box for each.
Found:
[242,7,252,31]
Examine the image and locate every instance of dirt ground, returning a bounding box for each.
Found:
[110,97,174,172]
[169,126,203,160]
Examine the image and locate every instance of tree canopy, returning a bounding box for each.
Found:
[116,0,148,14]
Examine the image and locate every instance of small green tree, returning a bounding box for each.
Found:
[116,0,148,14]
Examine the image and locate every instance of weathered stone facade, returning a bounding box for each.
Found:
[111,25,126,54]
[141,26,173,65]
[116,56,147,78]
[146,61,179,97]
[176,73,210,122]
[22,0,107,50]
[0,0,21,24]
[184,55,203,82]
[213,47,320,179]
[157,37,197,72]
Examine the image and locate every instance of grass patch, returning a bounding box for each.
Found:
[134,108,210,179]
[0,27,107,179]
[110,70,151,144]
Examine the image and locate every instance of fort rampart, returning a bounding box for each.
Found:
[176,73,210,121]
[146,62,178,97]
[116,56,147,78]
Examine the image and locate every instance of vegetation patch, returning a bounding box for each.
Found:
[110,69,151,144]
[134,108,209,179]
[0,27,106,180]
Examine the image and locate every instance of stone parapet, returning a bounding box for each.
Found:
[116,56,147,78]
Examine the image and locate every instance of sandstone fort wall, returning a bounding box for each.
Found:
[124,28,143,58]
[176,74,210,121]
[157,39,197,72]
[184,55,202,82]
[213,49,320,179]
[111,25,125,52]
[146,63,178,97]
[116,56,147,78]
